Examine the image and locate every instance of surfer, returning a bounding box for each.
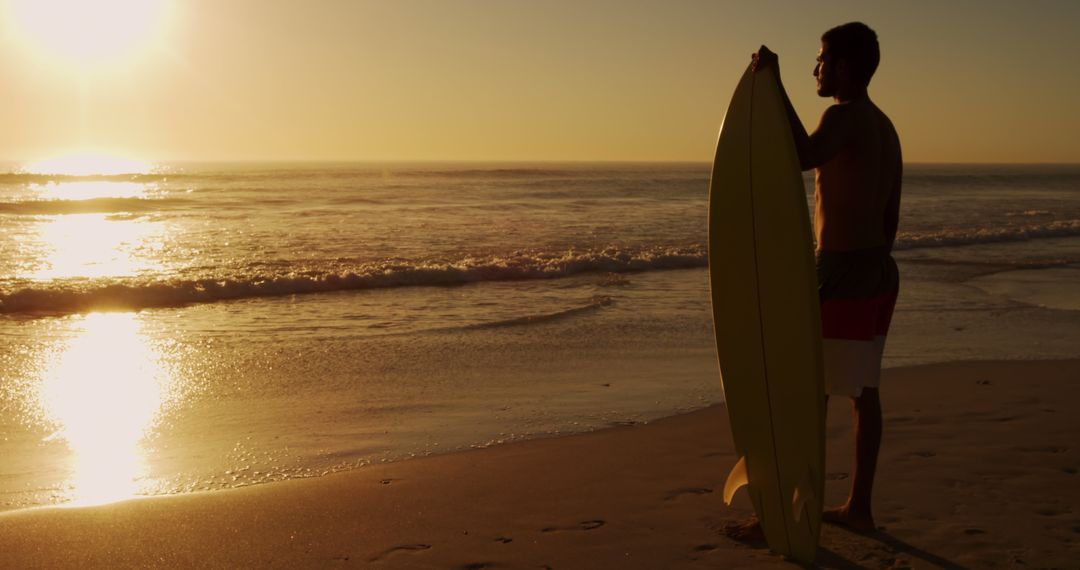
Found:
[748,22,902,534]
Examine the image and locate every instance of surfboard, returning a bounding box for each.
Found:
[708,63,826,564]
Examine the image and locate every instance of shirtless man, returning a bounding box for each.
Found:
[741,22,902,535]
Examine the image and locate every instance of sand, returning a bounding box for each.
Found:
[1,359,1077,569]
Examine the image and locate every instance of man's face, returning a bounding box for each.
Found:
[814,43,835,97]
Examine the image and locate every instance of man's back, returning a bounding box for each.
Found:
[814,99,902,253]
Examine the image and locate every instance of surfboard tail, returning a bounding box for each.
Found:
[791,470,817,523]
[723,455,749,505]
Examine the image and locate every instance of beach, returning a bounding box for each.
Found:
[2,163,1080,567]
[1,359,1077,569]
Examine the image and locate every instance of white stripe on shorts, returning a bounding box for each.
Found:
[823,335,887,397]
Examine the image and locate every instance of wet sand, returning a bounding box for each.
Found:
[1,359,1077,569]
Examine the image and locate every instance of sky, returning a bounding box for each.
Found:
[0,0,1077,164]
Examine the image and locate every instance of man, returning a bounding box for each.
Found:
[745,22,902,535]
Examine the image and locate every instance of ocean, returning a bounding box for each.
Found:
[2,162,1078,511]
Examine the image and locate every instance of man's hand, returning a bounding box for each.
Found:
[751,45,778,75]
[750,44,813,170]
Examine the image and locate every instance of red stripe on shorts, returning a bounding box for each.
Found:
[821,290,898,341]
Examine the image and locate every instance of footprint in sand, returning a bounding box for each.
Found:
[541,520,605,533]
[368,544,431,563]
[664,487,713,501]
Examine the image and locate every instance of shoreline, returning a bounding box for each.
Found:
[2,358,1077,568]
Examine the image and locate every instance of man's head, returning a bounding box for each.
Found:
[814,22,879,98]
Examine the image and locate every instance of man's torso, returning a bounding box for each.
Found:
[814,99,902,253]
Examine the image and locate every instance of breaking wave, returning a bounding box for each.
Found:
[0,197,193,215]
[0,246,707,315]
[895,219,1080,249]
[3,218,1079,316]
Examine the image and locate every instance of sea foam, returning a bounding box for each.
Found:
[0,246,707,315]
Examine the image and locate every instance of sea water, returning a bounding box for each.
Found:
[1,162,1078,510]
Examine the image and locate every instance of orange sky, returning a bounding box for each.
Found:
[1,0,1077,163]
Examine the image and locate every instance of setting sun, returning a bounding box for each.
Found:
[5,0,168,71]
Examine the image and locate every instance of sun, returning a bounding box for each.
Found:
[5,0,169,71]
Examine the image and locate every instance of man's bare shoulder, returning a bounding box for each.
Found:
[833,99,879,120]
[821,102,853,124]
[840,99,899,145]
[819,101,866,136]
[870,103,901,151]
[866,101,899,135]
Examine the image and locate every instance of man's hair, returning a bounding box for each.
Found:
[822,22,879,86]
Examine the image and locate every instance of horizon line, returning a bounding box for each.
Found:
[4,158,1079,167]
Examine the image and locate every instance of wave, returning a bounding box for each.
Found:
[3,215,1078,316]
[463,295,613,330]
[0,246,707,315]
[895,219,1080,249]
[401,167,588,178]
[902,167,1080,190]
[0,197,193,215]
[0,172,173,185]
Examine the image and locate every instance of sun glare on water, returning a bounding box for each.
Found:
[23,153,156,202]
[27,214,165,280]
[15,153,165,280]
[36,313,176,506]
[5,0,169,71]
[25,153,154,177]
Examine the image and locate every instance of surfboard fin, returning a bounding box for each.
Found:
[791,478,816,523]
[723,456,749,505]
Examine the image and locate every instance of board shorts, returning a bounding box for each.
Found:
[817,246,899,397]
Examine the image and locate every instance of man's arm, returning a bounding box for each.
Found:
[771,72,812,168]
[800,105,850,170]
[753,46,849,171]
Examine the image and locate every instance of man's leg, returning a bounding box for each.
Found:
[825,387,881,531]
[819,256,895,532]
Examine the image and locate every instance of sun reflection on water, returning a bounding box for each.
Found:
[26,213,165,280]
[35,312,174,506]
[34,180,151,201]
[9,154,173,281]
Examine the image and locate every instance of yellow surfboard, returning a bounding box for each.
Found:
[708,64,826,564]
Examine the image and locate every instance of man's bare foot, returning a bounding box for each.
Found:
[721,518,766,543]
[823,504,876,533]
